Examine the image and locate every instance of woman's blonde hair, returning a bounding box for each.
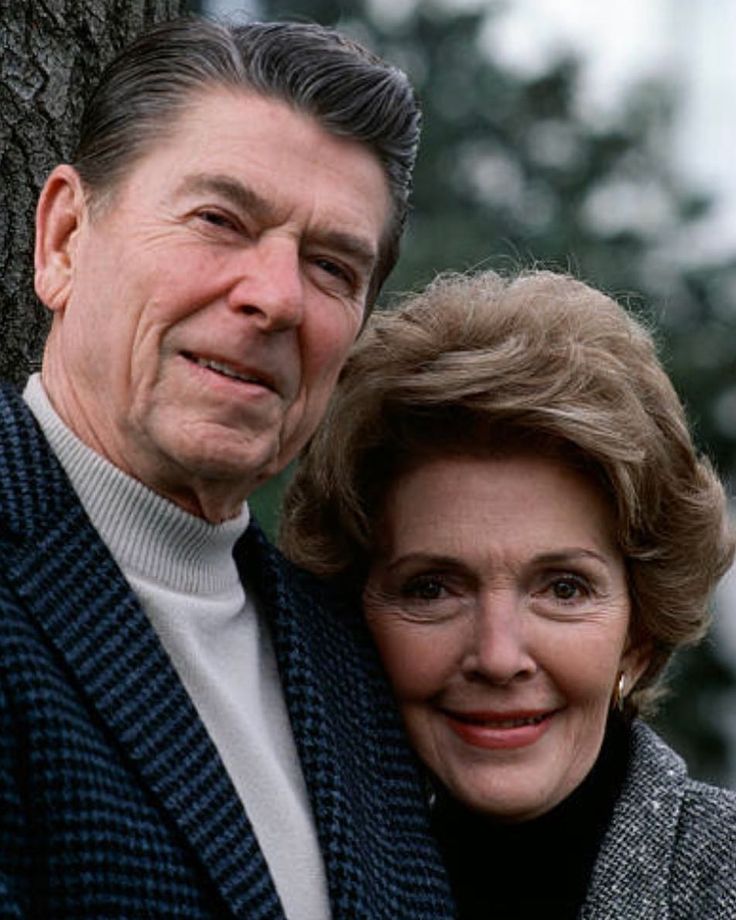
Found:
[280,270,734,714]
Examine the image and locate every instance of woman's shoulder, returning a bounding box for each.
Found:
[627,720,736,841]
[630,721,736,916]
[629,719,736,810]
[582,720,735,918]
[669,777,736,917]
[680,772,736,823]
[676,771,736,854]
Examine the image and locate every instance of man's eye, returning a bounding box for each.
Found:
[313,257,354,287]
[402,577,446,601]
[197,210,237,230]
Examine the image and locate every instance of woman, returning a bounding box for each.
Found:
[280,270,736,918]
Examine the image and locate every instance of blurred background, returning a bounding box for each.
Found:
[202,0,736,788]
[4,0,734,786]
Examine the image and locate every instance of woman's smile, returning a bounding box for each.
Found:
[364,450,639,822]
[441,707,557,750]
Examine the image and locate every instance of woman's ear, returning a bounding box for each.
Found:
[34,164,88,313]
[621,638,653,691]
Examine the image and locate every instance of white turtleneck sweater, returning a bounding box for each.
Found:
[24,374,330,920]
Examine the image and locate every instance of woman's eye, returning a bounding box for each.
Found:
[548,575,588,602]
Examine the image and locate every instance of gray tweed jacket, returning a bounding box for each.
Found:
[581,720,736,919]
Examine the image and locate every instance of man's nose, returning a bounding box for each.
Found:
[227,236,305,332]
[461,592,537,685]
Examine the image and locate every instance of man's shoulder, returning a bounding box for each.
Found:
[0,379,83,535]
[238,520,362,623]
[0,380,117,679]
[0,378,49,479]
[0,379,35,445]
[238,520,394,705]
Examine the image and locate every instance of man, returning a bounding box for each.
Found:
[0,18,454,919]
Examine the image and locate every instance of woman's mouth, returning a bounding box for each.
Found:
[442,708,556,750]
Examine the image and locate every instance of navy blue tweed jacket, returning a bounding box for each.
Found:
[0,384,455,919]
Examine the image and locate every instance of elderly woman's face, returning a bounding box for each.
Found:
[364,451,646,822]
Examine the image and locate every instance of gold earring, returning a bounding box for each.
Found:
[612,672,626,711]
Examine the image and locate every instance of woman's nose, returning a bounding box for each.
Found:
[461,592,537,684]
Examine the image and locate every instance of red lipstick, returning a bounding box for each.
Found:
[443,709,554,750]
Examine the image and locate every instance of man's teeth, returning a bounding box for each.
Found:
[193,356,261,384]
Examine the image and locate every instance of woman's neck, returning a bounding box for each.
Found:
[431,714,631,920]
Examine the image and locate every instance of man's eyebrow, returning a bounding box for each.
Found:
[312,228,378,273]
[178,172,379,271]
[178,173,274,220]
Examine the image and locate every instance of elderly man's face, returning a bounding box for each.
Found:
[37,89,390,520]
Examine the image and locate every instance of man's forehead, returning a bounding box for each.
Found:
[153,87,329,150]
[132,87,384,189]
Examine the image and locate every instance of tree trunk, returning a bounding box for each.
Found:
[0,0,189,386]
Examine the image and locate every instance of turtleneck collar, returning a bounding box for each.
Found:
[431,714,631,920]
[23,373,250,595]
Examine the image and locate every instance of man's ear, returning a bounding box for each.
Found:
[34,164,88,313]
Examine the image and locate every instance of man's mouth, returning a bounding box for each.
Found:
[183,352,275,391]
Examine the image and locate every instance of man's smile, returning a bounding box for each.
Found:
[181,350,280,393]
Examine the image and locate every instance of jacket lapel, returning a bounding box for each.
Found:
[238,526,346,890]
[238,524,451,919]
[0,385,284,919]
[581,722,684,918]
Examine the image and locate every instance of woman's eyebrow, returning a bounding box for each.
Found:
[533,549,610,566]
[382,552,459,572]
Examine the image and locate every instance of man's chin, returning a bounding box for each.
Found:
[140,430,277,499]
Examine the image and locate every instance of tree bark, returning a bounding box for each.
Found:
[0,0,189,386]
